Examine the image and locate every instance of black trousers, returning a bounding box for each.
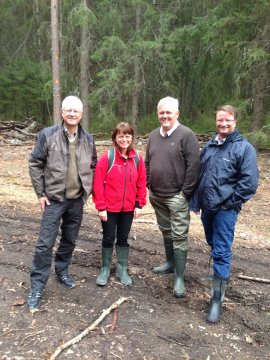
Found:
[101,211,134,248]
[30,198,83,290]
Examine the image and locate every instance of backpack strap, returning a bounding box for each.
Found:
[107,148,140,173]
[107,148,115,173]
[133,150,140,169]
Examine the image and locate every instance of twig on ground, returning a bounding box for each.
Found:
[134,328,188,347]
[0,213,4,217]
[0,245,4,251]
[108,309,117,334]
[49,297,128,360]
[238,275,270,283]
[20,330,45,347]
[133,219,157,224]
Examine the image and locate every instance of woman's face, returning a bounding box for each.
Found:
[115,131,133,152]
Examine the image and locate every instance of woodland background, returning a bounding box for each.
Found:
[0,0,270,146]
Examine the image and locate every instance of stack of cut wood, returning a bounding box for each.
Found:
[0,119,45,145]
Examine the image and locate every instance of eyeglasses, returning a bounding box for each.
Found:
[64,109,81,115]
[216,119,235,123]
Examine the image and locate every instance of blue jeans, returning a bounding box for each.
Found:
[201,208,238,278]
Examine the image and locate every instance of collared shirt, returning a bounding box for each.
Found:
[64,125,78,143]
[215,134,227,145]
[160,121,180,137]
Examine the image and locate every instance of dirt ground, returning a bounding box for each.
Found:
[0,142,269,360]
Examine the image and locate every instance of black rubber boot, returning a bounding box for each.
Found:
[116,246,132,285]
[206,273,229,325]
[173,249,187,298]
[153,238,175,274]
[96,247,114,286]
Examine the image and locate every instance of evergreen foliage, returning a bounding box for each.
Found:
[0,0,269,146]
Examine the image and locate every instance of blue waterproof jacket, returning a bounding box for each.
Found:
[189,129,259,214]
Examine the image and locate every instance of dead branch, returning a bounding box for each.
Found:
[20,330,45,347]
[238,275,270,283]
[133,219,157,224]
[94,141,113,146]
[108,309,117,334]
[49,297,128,360]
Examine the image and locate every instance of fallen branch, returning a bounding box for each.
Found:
[20,329,45,347]
[133,219,157,224]
[49,297,127,360]
[238,275,270,284]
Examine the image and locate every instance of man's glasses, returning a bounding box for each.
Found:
[64,109,81,115]
[216,119,235,123]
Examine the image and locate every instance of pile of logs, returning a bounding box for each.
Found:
[0,119,216,147]
[0,119,45,145]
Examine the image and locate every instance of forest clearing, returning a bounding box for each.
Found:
[0,143,269,360]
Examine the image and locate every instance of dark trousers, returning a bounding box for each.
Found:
[201,208,237,278]
[30,198,83,289]
[101,211,134,248]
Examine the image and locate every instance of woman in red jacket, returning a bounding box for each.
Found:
[92,122,147,286]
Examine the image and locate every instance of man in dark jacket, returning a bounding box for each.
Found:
[189,105,259,325]
[26,96,97,309]
[145,97,200,298]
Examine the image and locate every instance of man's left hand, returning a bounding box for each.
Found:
[134,208,142,219]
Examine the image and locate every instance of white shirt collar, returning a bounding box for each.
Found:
[160,121,180,137]
[215,134,227,145]
[64,125,78,143]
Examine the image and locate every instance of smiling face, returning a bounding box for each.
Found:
[216,110,237,140]
[115,131,133,153]
[158,103,179,134]
[61,99,83,131]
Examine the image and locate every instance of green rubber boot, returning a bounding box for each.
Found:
[153,238,175,274]
[96,247,113,286]
[116,246,132,285]
[206,273,229,325]
[173,249,187,298]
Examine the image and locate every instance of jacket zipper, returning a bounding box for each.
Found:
[129,161,131,182]
[121,159,127,211]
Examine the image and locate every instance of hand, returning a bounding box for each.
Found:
[193,211,200,215]
[134,207,142,219]
[38,196,50,213]
[99,210,107,222]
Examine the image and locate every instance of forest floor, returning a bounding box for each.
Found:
[0,143,270,360]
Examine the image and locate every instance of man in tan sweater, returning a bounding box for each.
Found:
[27,96,97,309]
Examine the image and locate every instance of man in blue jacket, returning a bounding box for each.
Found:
[189,105,259,325]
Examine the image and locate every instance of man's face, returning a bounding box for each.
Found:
[158,103,179,133]
[61,100,83,129]
[216,110,236,140]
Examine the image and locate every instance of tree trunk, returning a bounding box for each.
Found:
[251,24,270,144]
[80,0,90,132]
[131,1,141,136]
[51,0,62,125]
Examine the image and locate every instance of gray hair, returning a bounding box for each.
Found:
[157,97,179,112]
[62,96,83,112]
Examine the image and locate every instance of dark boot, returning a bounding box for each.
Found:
[116,246,132,285]
[153,238,175,274]
[206,273,229,325]
[96,247,113,286]
[173,249,187,298]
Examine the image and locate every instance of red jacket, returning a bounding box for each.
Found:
[92,148,147,212]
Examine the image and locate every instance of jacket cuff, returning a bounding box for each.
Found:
[98,209,106,212]
[135,201,142,209]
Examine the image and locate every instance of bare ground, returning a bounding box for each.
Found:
[0,143,269,360]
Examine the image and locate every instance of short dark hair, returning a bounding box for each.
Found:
[112,122,134,155]
[215,105,238,121]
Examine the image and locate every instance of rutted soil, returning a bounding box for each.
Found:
[0,144,269,360]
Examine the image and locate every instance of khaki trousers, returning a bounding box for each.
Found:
[149,190,190,251]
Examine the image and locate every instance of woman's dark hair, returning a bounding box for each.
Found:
[112,122,134,155]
